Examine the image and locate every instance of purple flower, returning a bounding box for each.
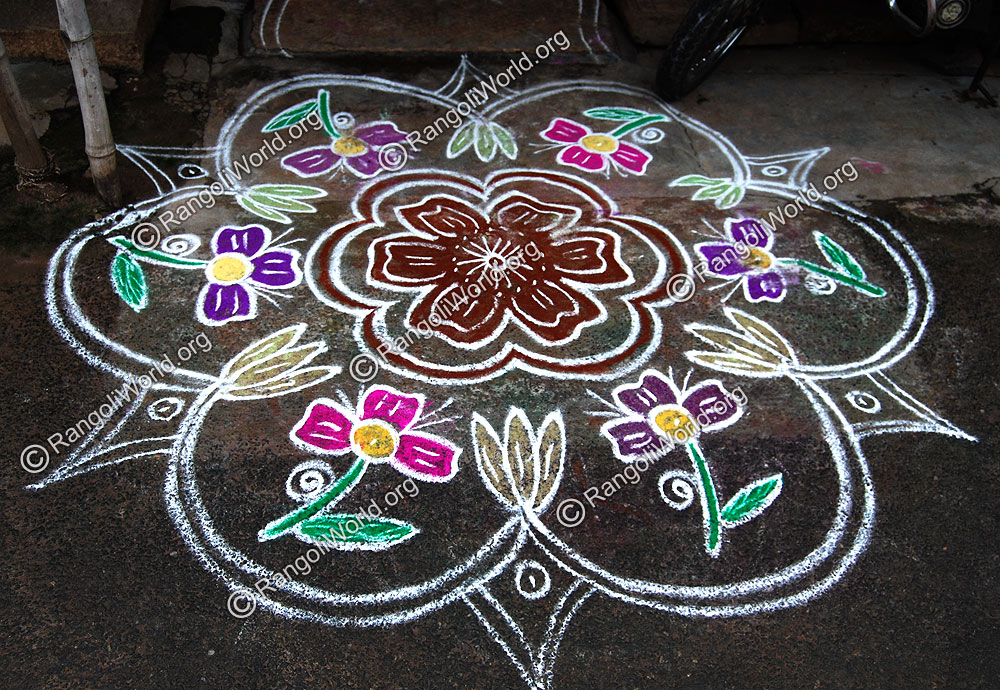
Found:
[695,218,786,303]
[600,370,744,462]
[281,121,408,179]
[197,225,302,325]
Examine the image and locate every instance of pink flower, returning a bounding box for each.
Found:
[540,118,651,175]
[290,386,459,482]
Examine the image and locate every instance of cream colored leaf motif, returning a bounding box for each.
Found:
[686,351,780,377]
[221,324,305,378]
[472,415,516,509]
[726,308,796,363]
[472,410,566,515]
[230,343,327,389]
[505,412,536,506]
[221,368,337,400]
[533,412,565,513]
[687,326,782,365]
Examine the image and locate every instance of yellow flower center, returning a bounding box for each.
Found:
[741,247,773,270]
[333,136,367,157]
[580,134,618,153]
[353,422,396,459]
[210,255,250,282]
[651,406,698,442]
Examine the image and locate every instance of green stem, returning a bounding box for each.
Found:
[317,89,340,139]
[610,114,666,138]
[687,441,721,557]
[259,456,367,540]
[109,238,207,268]
[778,258,886,297]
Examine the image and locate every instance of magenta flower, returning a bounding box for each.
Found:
[290,386,459,482]
[601,370,744,463]
[540,118,651,175]
[694,218,786,303]
[197,225,302,325]
[281,121,408,179]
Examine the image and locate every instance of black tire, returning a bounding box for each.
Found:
[655,0,764,101]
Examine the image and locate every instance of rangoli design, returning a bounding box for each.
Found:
[32,63,975,689]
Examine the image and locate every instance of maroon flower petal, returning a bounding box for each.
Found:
[281,146,339,177]
[744,271,786,302]
[355,121,408,146]
[409,282,505,345]
[396,196,489,239]
[392,434,458,481]
[681,381,744,432]
[360,387,422,430]
[491,194,579,235]
[290,400,353,453]
[250,250,301,288]
[198,283,255,324]
[370,238,452,285]
[213,225,268,257]
[696,243,752,277]
[510,279,602,343]
[613,371,677,414]
[602,419,663,460]
[551,231,630,285]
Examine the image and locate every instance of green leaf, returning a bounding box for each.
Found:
[717,185,745,209]
[491,123,517,159]
[111,252,148,312]
[297,513,416,547]
[317,89,338,137]
[247,191,315,213]
[107,237,206,268]
[720,474,783,526]
[474,122,497,162]
[447,121,476,158]
[584,107,647,121]
[263,101,318,132]
[691,184,729,201]
[236,194,291,224]
[816,232,865,280]
[671,174,718,187]
[250,184,326,199]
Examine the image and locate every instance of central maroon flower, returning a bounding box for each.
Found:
[370,193,632,345]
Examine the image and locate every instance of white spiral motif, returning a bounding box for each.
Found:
[161,234,202,257]
[285,460,336,502]
[658,470,696,511]
[332,111,355,130]
[805,272,837,295]
[632,127,664,144]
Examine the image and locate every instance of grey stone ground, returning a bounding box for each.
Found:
[0,18,998,690]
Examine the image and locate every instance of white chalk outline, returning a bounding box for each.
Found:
[31,61,977,689]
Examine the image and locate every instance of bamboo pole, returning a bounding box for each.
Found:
[0,36,49,179]
[55,0,121,205]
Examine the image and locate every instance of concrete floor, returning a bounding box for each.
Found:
[0,21,998,690]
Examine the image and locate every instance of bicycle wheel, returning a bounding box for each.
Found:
[655,0,764,101]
